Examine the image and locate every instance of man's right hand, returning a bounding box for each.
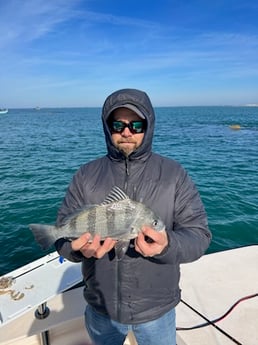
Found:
[71,233,117,259]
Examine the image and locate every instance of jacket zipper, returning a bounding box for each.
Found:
[125,157,130,176]
[116,157,130,321]
[117,259,122,321]
[124,157,129,191]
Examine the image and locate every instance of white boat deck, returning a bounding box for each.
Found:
[0,252,82,325]
[0,245,257,345]
[176,245,258,345]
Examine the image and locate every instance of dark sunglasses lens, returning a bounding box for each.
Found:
[111,121,145,134]
[131,121,144,133]
[112,121,126,133]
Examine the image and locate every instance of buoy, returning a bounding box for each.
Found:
[229,124,241,130]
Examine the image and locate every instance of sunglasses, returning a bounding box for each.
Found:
[110,121,146,134]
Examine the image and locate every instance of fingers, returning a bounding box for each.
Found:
[72,233,117,259]
[70,227,168,259]
[134,231,146,256]
[135,227,168,257]
[94,238,117,259]
[71,233,92,251]
[141,226,166,245]
[79,234,101,258]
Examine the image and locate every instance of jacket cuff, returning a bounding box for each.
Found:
[153,231,177,264]
[55,238,84,262]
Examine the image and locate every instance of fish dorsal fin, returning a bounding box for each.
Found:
[101,186,129,205]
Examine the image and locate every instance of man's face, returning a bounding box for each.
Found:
[110,107,145,157]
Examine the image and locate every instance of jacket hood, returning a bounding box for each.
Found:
[102,88,155,160]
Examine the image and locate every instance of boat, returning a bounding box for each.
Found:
[0,245,257,345]
[244,103,258,107]
[0,109,8,114]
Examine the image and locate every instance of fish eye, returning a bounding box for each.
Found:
[131,227,137,234]
[152,219,158,226]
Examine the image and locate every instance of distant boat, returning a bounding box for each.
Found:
[0,109,8,114]
[245,103,258,107]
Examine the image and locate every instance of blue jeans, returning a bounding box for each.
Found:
[84,304,176,345]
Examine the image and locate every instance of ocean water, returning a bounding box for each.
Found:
[1,106,257,275]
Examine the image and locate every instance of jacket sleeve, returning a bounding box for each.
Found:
[155,168,212,265]
[54,168,85,262]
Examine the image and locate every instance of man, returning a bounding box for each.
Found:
[55,88,211,345]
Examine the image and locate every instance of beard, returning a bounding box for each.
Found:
[116,139,138,157]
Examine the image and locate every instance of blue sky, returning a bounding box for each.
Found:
[1,0,258,107]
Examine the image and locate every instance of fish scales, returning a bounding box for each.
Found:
[123,200,137,232]
[106,199,135,238]
[110,201,123,236]
[88,206,97,235]
[75,206,105,236]
[105,204,115,237]
[125,200,134,228]
[95,204,108,237]
[29,186,166,259]
[71,208,92,235]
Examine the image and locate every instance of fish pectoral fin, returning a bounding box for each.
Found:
[114,240,130,260]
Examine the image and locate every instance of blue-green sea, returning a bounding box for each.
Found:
[1,106,257,275]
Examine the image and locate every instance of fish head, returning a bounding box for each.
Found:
[131,204,165,234]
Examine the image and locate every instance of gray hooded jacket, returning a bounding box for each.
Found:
[55,88,211,324]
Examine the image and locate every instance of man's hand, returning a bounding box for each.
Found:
[135,226,168,257]
[71,233,117,259]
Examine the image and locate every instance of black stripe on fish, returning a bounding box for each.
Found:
[88,206,97,235]
[105,204,116,237]
[125,202,133,230]
[69,216,77,230]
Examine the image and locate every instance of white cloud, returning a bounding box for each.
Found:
[0,0,81,48]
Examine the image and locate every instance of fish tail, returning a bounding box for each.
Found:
[29,223,58,250]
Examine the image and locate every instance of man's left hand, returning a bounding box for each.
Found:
[135,226,168,257]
